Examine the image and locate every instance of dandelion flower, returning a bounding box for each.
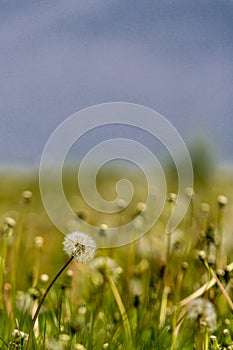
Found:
[63,232,96,263]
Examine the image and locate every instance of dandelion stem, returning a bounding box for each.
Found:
[26,256,74,350]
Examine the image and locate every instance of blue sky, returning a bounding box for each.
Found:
[1,0,233,166]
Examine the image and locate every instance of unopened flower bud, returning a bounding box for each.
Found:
[22,190,32,203]
[168,193,177,203]
[217,195,228,208]
[4,217,16,228]
[34,236,44,248]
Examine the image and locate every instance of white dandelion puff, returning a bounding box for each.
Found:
[63,232,96,263]
[187,298,217,332]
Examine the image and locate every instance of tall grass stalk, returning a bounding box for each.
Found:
[216,195,227,269]
[0,233,8,308]
[11,199,29,297]
[159,286,171,329]
[159,193,176,329]
[171,263,187,349]
[32,237,44,288]
[105,266,132,346]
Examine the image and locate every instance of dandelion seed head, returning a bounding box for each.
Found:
[187,298,217,331]
[63,232,96,263]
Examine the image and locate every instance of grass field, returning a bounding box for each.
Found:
[0,165,233,349]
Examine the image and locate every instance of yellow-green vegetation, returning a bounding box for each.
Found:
[0,167,233,350]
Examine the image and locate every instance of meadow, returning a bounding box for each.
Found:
[0,164,233,350]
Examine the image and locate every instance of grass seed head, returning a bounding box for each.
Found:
[63,231,96,263]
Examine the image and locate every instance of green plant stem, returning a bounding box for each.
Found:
[216,206,225,269]
[171,268,184,349]
[160,200,175,330]
[32,246,42,288]
[159,286,170,329]
[105,267,132,345]
[26,256,74,350]
[11,206,27,297]
[166,232,171,266]
[0,234,8,307]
